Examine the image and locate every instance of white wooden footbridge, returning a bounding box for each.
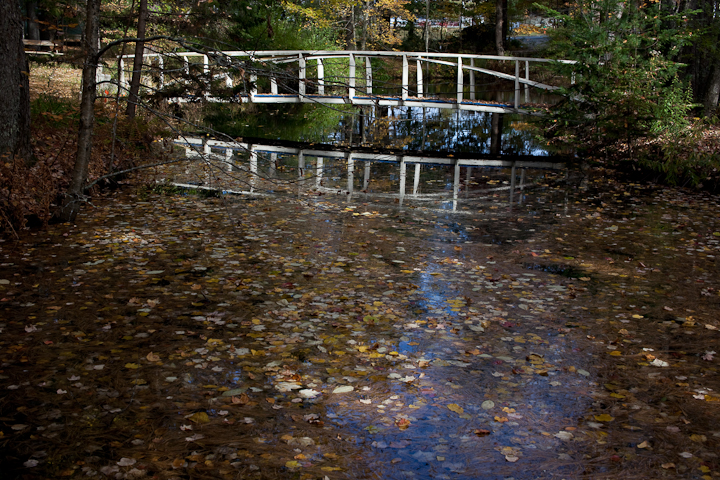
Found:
[118,50,574,114]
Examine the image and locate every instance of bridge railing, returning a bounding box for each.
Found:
[117,50,574,112]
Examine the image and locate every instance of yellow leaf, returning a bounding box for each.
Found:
[447,404,464,415]
[125,363,140,369]
[594,414,614,422]
[609,351,622,356]
[285,461,300,468]
[189,412,210,424]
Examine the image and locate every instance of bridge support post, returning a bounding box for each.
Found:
[399,158,407,206]
[298,151,305,179]
[225,148,233,172]
[510,162,517,205]
[249,145,258,193]
[271,75,278,95]
[470,58,475,101]
[417,60,424,98]
[413,163,421,196]
[349,54,356,101]
[182,56,189,76]
[453,160,460,212]
[269,153,277,178]
[347,153,355,195]
[366,56,373,95]
[402,55,408,101]
[457,56,464,105]
[298,53,306,98]
[363,162,371,190]
[316,157,324,187]
[317,58,325,95]
[514,60,520,110]
[203,55,209,75]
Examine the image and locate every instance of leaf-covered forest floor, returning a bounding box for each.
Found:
[1,165,720,480]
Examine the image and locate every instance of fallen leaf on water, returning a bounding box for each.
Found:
[332,385,354,394]
[117,458,136,467]
[594,414,614,422]
[447,404,464,415]
[474,429,491,436]
[188,412,210,424]
[124,363,140,369]
[146,352,160,362]
[396,418,411,430]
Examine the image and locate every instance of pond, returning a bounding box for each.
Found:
[2,165,719,480]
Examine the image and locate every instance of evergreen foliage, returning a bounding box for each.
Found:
[538,0,695,156]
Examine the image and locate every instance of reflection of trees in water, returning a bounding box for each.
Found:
[202,103,547,155]
[379,107,546,155]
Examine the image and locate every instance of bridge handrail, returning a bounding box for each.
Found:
[119,49,576,65]
[115,49,574,112]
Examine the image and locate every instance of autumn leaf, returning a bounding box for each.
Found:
[447,404,464,415]
[188,412,210,424]
[594,414,615,422]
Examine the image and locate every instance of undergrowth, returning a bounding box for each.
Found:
[0,97,169,237]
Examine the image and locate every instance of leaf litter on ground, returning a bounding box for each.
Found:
[0,168,719,479]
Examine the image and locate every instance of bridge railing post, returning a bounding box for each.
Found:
[250,72,257,101]
[514,60,520,110]
[271,55,278,94]
[119,58,126,92]
[349,53,356,101]
[157,56,165,89]
[298,53,306,98]
[416,58,423,98]
[524,60,529,104]
[402,55,408,100]
[457,56,464,104]
[365,56,373,95]
[470,57,475,100]
[317,58,325,95]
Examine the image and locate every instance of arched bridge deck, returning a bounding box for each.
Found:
[118,50,574,114]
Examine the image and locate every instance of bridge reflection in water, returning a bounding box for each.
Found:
[171,137,568,212]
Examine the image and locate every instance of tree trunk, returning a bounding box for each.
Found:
[57,0,101,223]
[495,0,505,55]
[0,0,31,164]
[126,0,148,118]
[704,60,720,116]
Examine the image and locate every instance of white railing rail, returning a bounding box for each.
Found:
[117,50,575,112]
